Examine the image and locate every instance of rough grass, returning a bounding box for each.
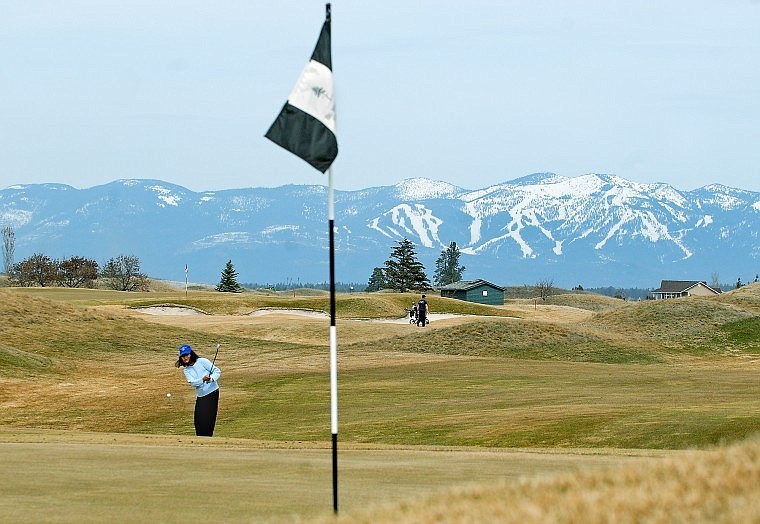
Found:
[717,282,760,313]
[714,316,760,353]
[588,295,758,355]
[352,319,663,363]
[510,292,625,311]
[309,436,760,524]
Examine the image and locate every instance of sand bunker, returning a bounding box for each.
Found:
[135,306,460,324]
[136,306,205,316]
[249,308,329,318]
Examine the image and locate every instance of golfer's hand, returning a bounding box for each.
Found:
[203,375,211,382]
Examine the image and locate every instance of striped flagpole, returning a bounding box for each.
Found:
[324,6,338,512]
[264,2,338,511]
[328,164,338,513]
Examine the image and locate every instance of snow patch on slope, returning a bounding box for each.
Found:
[149,185,181,207]
[394,178,462,200]
[369,203,445,248]
[192,232,251,248]
[0,209,33,227]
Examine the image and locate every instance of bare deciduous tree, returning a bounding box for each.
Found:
[13,253,58,287]
[101,254,144,291]
[535,278,555,301]
[2,225,15,277]
[58,256,99,288]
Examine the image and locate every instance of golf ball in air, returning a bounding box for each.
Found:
[166,393,172,398]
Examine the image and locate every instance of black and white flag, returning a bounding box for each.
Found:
[265,7,337,173]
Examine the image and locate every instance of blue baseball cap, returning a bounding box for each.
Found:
[179,344,192,356]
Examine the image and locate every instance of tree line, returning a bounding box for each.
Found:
[7,252,147,291]
[365,238,465,292]
[2,227,147,291]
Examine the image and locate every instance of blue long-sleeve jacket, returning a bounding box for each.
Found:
[183,357,221,397]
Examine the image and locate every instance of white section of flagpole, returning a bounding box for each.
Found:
[328,165,338,513]
[330,325,338,432]
[328,167,335,223]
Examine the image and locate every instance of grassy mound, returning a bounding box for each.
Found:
[510,292,625,311]
[588,295,758,355]
[350,319,662,364]
[717,281,760,313]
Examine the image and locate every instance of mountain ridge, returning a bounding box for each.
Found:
[1,174,757,288]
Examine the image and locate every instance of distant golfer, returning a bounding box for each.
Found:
[417,294,429,327]
[175,344,221,437]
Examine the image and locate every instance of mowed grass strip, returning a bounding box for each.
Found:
[218,357,760,449]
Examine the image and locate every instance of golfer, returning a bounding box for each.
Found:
[417,294,429,327]
[175,344,221,436]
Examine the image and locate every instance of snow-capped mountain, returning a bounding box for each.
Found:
[1,174,757,287]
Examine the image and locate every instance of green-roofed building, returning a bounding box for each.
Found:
[439,279,504,305]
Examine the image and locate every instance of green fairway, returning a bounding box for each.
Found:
[218,357,760,448]
[0,428,672,523]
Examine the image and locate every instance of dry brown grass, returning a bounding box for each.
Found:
[510,292,625,312]
[309,436,760,524]
[2,285,760,521]
[717,281,760,313]
[586,294,757,358]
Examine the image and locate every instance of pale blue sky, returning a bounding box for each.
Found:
[2,1,759,192]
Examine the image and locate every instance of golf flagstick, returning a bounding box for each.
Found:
[264,4,339,512]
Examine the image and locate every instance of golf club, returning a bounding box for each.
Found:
[208,343,220,377]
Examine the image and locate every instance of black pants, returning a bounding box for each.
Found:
[194,389,219,437]
[417,313,427,327]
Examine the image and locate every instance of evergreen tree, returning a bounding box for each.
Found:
[433,241,465,286]
[216,260,243,292]
[383,238,430,292]
[365,267,386,292]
